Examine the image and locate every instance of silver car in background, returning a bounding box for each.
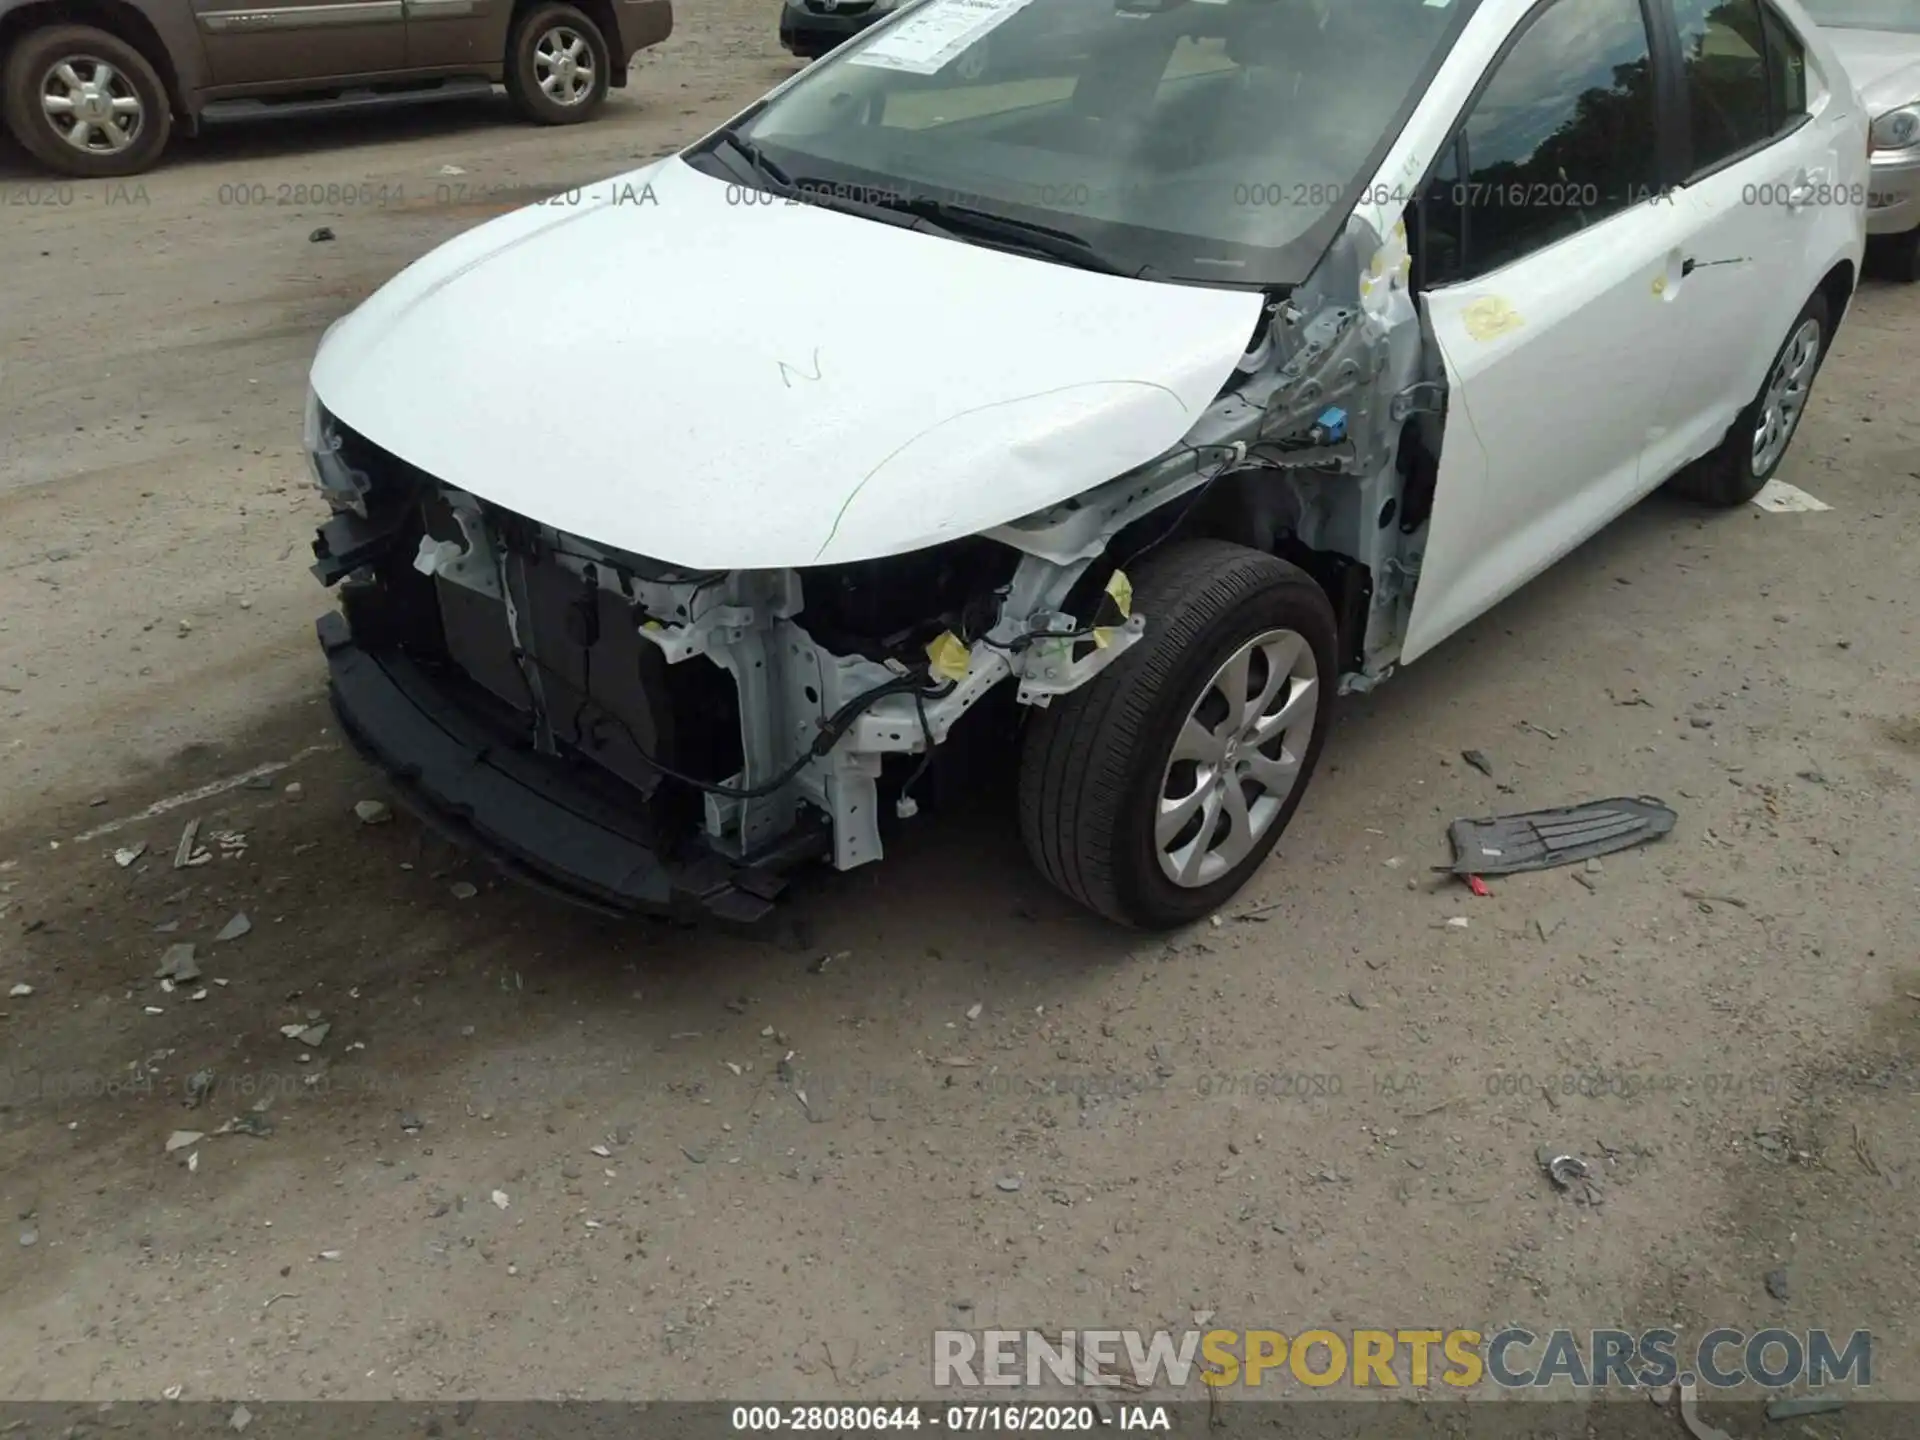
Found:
[1803,0,1920,277]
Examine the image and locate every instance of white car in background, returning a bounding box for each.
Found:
[1801,0,1920,277]
[303,0,1868,930]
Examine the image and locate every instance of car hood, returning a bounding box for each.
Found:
[310,157,1264,570]
[1820,27,1920,109]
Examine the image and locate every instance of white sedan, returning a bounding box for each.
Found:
[304,0,1867,929]
[1800,0,1920,277]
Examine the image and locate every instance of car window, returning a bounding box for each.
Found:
[1760,4,1808,120]
[728,0,1481,288]
[1673,0,1778,174]
[1417,0,1661,286]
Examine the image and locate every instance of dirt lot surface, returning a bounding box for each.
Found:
[2,0,1919,1415]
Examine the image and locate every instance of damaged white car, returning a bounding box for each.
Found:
[305,0,1866,929]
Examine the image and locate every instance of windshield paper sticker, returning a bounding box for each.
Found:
[847,0,1041,75]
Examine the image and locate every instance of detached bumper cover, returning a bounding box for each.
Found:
[318,611,790,922]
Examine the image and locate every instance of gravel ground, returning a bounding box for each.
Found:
[1,0,1917,1410]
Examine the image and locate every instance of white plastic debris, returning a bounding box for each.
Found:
[354,800,393,825]
[589,1144,611,1158]
[165,1130,204,1153]
[7,983,32,998]
[115,844,147,868]
[1445,916,1470,929]
[1751,479,1832,513]
[491,1190,510,1210]
[966,1003,983,1021]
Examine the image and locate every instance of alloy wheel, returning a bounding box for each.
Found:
[39,54,144,155]
[1751,316,1821,477]
[1156,627,1320,888]
[533,26,595,106]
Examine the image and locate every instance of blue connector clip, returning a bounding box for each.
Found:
[1307,407,1348,447]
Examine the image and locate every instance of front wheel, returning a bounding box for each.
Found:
[1,24,172,177]
[1664,291,1829,508]
[505,3,611,125]
[1018,540,1338,930]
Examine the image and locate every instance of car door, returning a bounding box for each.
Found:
[193,0,406,87]
[1639,0,1844,481]
[403,0,507,70]
[1400,0,1692,663]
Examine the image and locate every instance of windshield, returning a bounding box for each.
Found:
[1797,0,1920,30]
[722,0,1478,287]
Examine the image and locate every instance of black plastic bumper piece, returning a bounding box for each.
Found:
[319,611,795,923]
[312,507,413,587]
[1444,796,1677,877]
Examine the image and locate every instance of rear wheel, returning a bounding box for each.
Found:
[505,3,611,125]
[1876,228,1920,284]
[1,25,171,178]
[1017,540,1338,929]
[1664,291,1829,508]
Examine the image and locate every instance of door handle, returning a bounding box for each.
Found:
[1785,183,1815,210]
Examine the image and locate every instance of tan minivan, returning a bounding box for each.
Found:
[0,0,671,175]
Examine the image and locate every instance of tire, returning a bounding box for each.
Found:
[1877,228,1920,285]
[1664,291,1830,508]
[1017,540,1339,930]
[505,3,610,125]
[2,25,171,178]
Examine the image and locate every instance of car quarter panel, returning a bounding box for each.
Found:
[610,0,670,59]
[0,0,214,99]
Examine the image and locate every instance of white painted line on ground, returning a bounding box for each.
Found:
[1752,479,1832,513]
[71,745,336,843]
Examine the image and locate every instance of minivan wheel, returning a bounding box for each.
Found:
[505,3,611,124]
[2,25,171,178]
[1665,292,1830,508]
[1017,540,1338,930]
